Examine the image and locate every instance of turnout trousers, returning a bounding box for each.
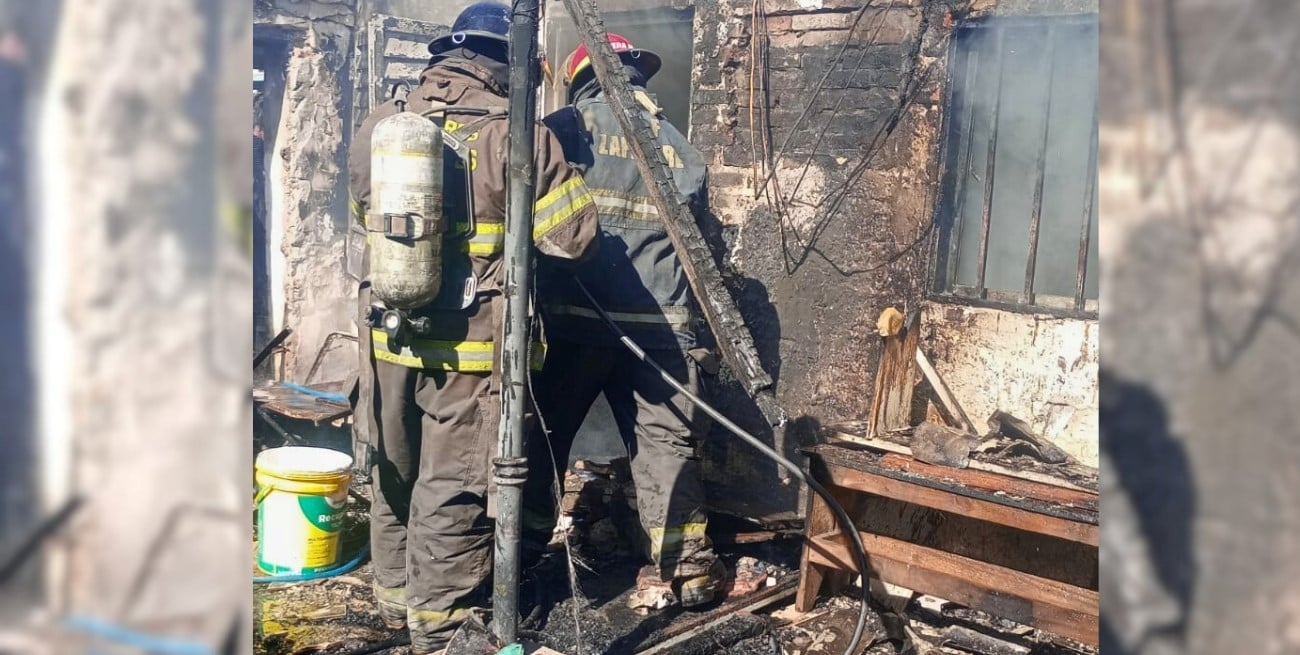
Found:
[363,335,499,652]
[524,340,716,581]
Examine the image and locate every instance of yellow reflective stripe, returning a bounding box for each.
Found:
[591,190,659,222]
[372,330,547,371]
[533,177,594,240]
[533,193,595,240]
[452,222,506,256]
[647,522,709,559]
[350,195,366,221]
[463,222,505,234]
[534,176,585,214]
[466,242,503,256]
[373,330,493,371]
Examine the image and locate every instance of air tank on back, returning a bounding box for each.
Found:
[368,110,445,309]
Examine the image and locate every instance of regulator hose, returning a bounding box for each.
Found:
[572,278,881,655]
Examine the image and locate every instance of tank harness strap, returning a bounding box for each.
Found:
[367,213,442,239]
[418,105,508,135]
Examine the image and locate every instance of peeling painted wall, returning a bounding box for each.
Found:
[921,302,1099,465]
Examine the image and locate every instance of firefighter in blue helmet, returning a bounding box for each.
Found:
[526,34,727,609]
[347,2,599,651]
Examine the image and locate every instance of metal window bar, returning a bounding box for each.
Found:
[1023,28,1058,304]
[974,26,1006,298]
[1076,112,1099,311]
[944,46,982,291]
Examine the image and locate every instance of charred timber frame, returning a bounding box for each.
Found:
[796,443,1099,645]
[560,0,783,425]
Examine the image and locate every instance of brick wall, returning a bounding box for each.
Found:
[689,0,950,517]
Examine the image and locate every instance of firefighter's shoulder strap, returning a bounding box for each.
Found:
[419,104,508,136]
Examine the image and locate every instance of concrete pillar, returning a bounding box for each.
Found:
[272,26,356,383]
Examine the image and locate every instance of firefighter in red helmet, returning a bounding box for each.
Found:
[526,33,727,608]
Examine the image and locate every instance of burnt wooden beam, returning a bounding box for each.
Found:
[807,532,1099,645]
[869,310,922,437]
[817,459,1098,546]
[560,0,782,425]
[915,349,976,433]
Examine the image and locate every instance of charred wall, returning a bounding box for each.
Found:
[689,0,1102,517]
[689,0,949,519]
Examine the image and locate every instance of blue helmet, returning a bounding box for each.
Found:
[428,2,511,56]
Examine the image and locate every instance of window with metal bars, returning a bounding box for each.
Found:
[932,15,1099,317]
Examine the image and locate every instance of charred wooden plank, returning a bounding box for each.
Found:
[872,452,1094,511]
[636,579,797,653]
[814,459,1097,545]
[870,309,922,436]
[823,426,1097,494]
[809,444,1099,523]
[915,349,976,433]
[806,532,1098,645]
[635,612,768,655]
[940,625,1031,655]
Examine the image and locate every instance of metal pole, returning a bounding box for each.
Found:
[1023,29,1057,305]
[1075,115,1099,311]
[493,0,540,644]
[944,48,980,289]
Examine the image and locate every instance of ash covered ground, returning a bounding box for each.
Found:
[255,470,1096,655]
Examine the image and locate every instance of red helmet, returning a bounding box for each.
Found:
[562,33,662,86]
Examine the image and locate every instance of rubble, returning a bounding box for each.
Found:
[911,422,981,469]
[254,478,1094,655]
[725,557,777,597]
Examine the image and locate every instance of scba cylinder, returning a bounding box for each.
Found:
[369,111,445,309]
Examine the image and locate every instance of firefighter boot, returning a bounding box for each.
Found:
[676,559,728,608]
[373,583,408,630]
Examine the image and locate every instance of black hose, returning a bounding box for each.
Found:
[572,278,877,655]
